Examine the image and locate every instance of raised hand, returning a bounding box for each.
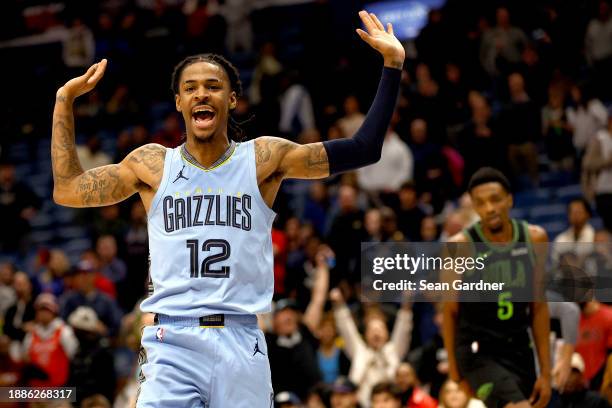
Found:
[356,11,405,69]
[57,59,108,101]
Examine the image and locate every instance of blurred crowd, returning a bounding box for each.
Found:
[1,0,612,407]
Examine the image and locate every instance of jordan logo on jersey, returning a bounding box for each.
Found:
[253,338,266,356]
[173,165,189,183]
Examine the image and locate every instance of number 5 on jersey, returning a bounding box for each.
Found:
[186,239,231,278]
[497,291,514,320]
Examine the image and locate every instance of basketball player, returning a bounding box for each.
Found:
[442,167,552,408]
[51,11,404,407]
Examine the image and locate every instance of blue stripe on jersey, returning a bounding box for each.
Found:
[141,140,276,316]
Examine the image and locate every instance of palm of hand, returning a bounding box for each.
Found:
[357,11,405,64]
[60,59,107,99]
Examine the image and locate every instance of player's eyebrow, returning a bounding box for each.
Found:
[183,78,223,84]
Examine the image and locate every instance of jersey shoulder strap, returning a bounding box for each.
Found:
[464,222,482,243]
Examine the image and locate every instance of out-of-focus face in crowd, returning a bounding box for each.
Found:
[274,308,299,337]
[439,380,470,408]
[365,317,389,350]
[395,363,416,392]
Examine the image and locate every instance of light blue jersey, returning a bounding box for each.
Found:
[140,140,276,317]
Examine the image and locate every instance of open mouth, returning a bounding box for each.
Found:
[192,108,216,129]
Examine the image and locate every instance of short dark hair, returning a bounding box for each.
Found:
[400,181,417,192]
[467,167,511,194]
[371,382,402,401]
[171,54,245,141]
[568,197,592,217]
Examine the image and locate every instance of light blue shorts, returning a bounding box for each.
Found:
[137,314,273,407]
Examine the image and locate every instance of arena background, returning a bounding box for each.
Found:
[0,0,611,407]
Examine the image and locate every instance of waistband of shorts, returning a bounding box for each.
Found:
[153,313,258,328]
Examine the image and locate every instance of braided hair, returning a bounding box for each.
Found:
[171,54,245,142]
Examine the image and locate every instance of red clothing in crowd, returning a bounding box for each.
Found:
[272,228,287,295]
[407,387,438,408]
[576,303,612,382]
[28,323,70,387]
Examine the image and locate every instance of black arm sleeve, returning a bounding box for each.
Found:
[322,67,401,175]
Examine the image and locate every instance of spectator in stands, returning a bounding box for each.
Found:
[585,0,612,99]
[547,298,581,394]
[337,95,365,138]
[151,112,183,147]
[0,159,41,253]
[380,207,405,242]
[440,63,469,127]
[317,312,351,385]
[326,184,365,282]
[397,182,427,242]
[302,181,330,236]
[123,200,149,310]
[266,250,329,400]
[357,112,413,195]
[249,42,283,106]
[408,118,452,213]
[105,84,141,129]
[0,262,16,320]
[584,230,612,301]
[68,306,116,404]
[407,304,447,399]
[567,83,607,156]
[278,70,316,138]
[552,198,596,263]
[266,297,321,400]
[583,116,612,232]
[576,300,612,390]
[0,335,21,408]
[96,235,127,286]
[439,211,466,243]
[92,205,129,244]
[479,7,528,77]
[420,216,439,242]
[394,362,437,408]
[437,379,486,408]
[370,381,403,408]
[458,93,505,182]
[559,353,612,408]
[60,259,122,337]
[330,377,360,408]
[3,271,35,342]
[62,17,95,69]
[499,72,541,186]
[364,208,382,243]
[35,249,70,297]
[330,288,413,407]
[76,135,111,171]
[275,391,303,408]
[542,86,575,171]
[22,293,78,387]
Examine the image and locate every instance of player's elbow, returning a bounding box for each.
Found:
[52,189,75,207]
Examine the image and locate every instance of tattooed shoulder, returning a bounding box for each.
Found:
[128,143,166,175]
[255,137,295,165]
[255,138,273,165]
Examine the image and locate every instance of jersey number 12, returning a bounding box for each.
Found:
[186,239,231,278]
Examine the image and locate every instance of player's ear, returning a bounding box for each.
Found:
[175,94,181,112]
[507,193,514,209]
[229,91,237,111]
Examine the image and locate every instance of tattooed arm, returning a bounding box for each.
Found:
[52,59,166,208]
[254,137,329,180]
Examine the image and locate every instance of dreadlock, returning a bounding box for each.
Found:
[171,54,246,142]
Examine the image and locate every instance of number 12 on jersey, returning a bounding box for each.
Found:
[186,239,231,278]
